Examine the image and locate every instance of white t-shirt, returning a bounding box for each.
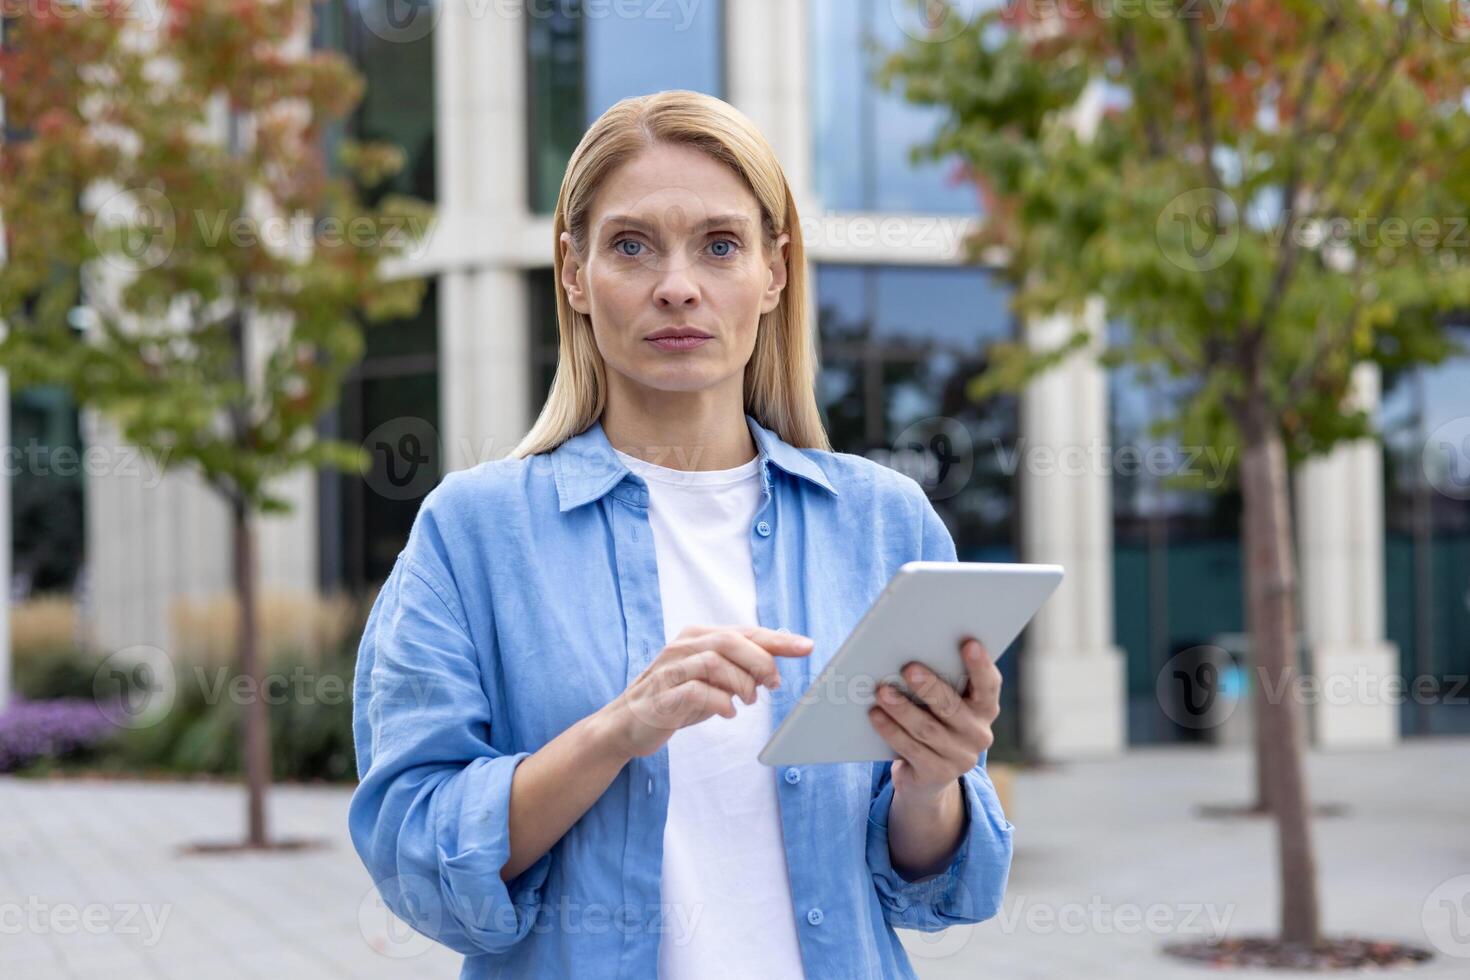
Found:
[612,447,806,980]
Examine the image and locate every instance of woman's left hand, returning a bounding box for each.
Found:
[868,637,1000,799]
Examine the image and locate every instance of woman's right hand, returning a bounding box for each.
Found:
[599,624,814,759]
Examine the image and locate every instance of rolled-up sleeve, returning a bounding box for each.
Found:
[861,476,1015,930]
[865,755,1014,930]
[348,549,550,957]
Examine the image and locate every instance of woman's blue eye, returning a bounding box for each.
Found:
[613,237,738,259]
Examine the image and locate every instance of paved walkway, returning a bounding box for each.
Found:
[1,738,1466,979]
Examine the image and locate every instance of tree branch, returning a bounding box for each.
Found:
[1118,22,1166,158]
[1182,12,1223,191]
[1309,8,1414,198]
[1279,5,1342,227]
[1251,4,1401,346]
[1149,325,1202,376]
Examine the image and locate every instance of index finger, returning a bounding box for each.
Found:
[735,625,815,657]
[673,629,806,690]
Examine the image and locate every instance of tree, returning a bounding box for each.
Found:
[0,0,430,847]
[880,0,1470,956]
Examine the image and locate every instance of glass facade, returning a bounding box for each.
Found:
[527,0,726,214]
[9,387,85,596]
[813,265,1018,555]
[810,0,981,214]
[314,0,438,204]
[315,0,440,591]
[1108,334,1245,745]
[1381,328,1470,736]
[817,263,1022,744]
[829,264,1023,740]
[320,283,441,593]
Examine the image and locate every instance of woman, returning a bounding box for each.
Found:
[349,89,1013,980]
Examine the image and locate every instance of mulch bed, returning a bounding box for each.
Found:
[1195,801,1350,820]
[178,837,330,856]
[1163,937,1436,970]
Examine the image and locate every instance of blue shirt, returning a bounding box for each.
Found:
[349,413,1015,979]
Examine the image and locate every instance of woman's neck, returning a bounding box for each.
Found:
[601,389,757,472]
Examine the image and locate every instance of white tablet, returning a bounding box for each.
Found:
[758,561,1064,766]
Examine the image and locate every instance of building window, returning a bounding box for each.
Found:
[816,263,1021,743]
[810,0,980,214]
[314,0,437,204]
[527,0,726,214]
[1108,333,1244,746]
[320,282,441,593]
[313,1,440,592]
[815,265,1018,553]
[10,387,85,597]
[528,269,560,418]
[1381,325,1470,736]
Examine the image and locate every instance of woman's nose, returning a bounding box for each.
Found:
[653,267,700,308]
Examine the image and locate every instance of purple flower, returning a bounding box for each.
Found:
[0,698,118,772]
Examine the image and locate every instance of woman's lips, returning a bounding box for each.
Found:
[646,336,712,351]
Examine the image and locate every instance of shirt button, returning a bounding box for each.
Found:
[807,907,824,926]
[646,778,653,796]
[756,520,772,537]
[784,767,801,785]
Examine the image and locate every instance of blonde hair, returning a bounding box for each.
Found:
[510,89,830,458]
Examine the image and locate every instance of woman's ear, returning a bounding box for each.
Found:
[560,231,590,314]
[761,232,791,315]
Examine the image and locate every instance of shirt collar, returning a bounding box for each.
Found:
[550,412,839,512]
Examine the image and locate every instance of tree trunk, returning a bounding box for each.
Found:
[233,497,271,848]
[1238,412,1320,946]
[1244,527,1274,814]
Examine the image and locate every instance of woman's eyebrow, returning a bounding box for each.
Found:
[601,213,753,236]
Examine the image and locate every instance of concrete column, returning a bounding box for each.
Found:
[726,0,814,212]
[1295,363,1399,748]
[1019,298,1127,758]
[441,269,533,470]
[83,410,229,653]
[435,0,533,469]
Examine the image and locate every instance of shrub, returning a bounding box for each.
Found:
[0,698,117,772]
[106,645,359,783]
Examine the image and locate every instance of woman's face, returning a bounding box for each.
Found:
[561,143,791,400]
